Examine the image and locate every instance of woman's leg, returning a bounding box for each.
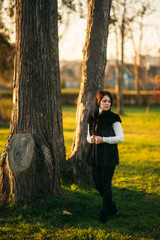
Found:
[101,165,115,213]
[91,166,103,197]
[100,166,116,223]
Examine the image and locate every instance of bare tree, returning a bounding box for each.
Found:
[111,0,156,110]
[117,0,126,115]
[66,0,112,183]
[110,2,120,100]
[0,0,65,203]
[129,1,154,103]
[110,0,127,115]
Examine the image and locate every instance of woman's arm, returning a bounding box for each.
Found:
[103,122,124,144]
[87,122,124,144]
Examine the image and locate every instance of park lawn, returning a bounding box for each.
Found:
[0,106,160,240]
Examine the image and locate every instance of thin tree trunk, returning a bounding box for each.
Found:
[115,61,119,96]
[129,28,141,105]
[136,13,144,104]
[0,0,65,203]
[112,5,120,113]
[116,50,124,114]
[66,0,112,183]
[116,0,126,115]
[117,60,124,115]
[134,57,141,104]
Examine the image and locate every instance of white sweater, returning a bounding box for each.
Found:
[87,122,124,144]
[86,109,124,144]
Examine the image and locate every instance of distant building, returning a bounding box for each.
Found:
[104,61,135,90]
[140,55,160,67]
[60,56,160,90]
[105,56,160,90]
[60,60,81,88]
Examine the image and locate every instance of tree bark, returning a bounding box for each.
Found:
[66,0,112,183]
[0,0,65,203]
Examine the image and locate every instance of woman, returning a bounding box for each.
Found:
[87,90,124,223]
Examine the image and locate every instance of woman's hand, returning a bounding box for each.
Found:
[90,135,95,143]
[90,135,103,144]
[94,136,103,144]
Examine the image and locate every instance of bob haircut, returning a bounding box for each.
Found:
[95,90,113,109]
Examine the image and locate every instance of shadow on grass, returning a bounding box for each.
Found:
[0,125,10,130]
[0,184,159,239]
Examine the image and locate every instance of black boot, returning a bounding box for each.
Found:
[100,209,108,223]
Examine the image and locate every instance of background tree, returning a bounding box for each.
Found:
[0,0,5,32]
[110,0,127,115]
[67,0,112,183]
[110,2,119,109]
[0,33,15,86]
[128,1,154,104]
[110,0,156,111]
[0,0,84,87]
[58,0,85,39]
[0,0,15,86]
[0,0,65,203]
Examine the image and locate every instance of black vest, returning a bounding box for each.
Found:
[87,110,122,166]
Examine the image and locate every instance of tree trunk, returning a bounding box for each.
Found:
[117,60,124,115]
[134,59,141,105]
[66,0,112,183]
[116,0,126,115]
[0,0,65,203]
[115,61,119,99]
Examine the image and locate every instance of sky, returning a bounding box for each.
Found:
[58,12,87,61]
[58,0,160,62]
[2,0,160,63]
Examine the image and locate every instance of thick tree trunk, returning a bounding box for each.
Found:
[67,0,112,183]
[0,0,65,203]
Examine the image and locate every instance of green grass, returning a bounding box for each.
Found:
[0,98,12,122]
[0,106,160,240]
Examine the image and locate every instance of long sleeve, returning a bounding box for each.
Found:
[86,122,124,144]
[103,122,124,144]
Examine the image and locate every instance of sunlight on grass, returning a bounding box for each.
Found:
[62,106,76,157]
[0,105,160,240]
[0,128,9,154]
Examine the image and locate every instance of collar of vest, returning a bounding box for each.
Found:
[87,109,122,126]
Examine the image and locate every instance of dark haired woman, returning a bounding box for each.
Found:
[87,90,124,223]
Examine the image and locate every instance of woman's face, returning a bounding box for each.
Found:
[99,95,111,111]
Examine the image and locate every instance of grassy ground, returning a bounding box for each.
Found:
[0,106,160,240]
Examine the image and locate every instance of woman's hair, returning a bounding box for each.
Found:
[95,90,113,109]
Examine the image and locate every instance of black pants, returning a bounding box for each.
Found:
[92,165,115,213]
